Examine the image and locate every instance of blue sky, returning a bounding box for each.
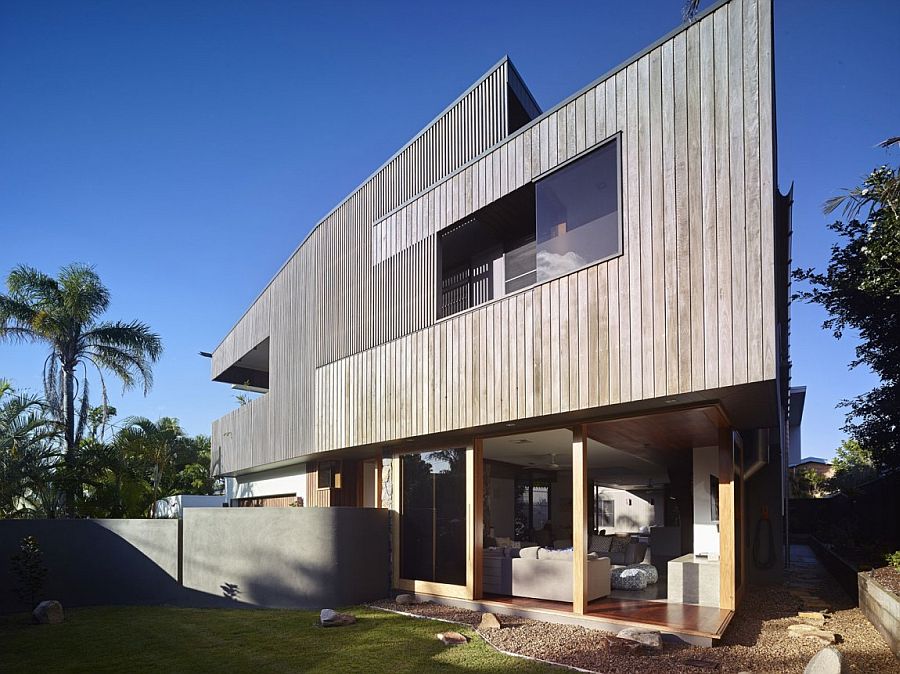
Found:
[1,0,897,459]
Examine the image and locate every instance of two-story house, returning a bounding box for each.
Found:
[210,0,793,643]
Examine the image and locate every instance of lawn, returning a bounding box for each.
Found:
[0,605,560,673]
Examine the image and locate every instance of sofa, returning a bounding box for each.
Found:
[589,534,649,568]
[483,547,611,602]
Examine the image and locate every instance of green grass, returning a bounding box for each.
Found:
[0,605,560,673]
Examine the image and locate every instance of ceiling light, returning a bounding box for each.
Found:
[505,422,516,427]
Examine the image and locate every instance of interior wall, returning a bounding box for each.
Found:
[692,446,720,555]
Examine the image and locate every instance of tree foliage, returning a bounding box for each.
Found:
[793,158,900,471]
[0,264,163,515]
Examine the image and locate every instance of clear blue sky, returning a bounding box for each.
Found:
[1,0,897,460]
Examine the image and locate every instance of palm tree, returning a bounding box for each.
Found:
[0,264,162,515]
[0,381,61,517]
[116,416,185,515]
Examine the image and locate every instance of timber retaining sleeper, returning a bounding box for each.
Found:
[858,571,900,658]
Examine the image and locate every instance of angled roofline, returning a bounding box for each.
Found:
[214,0,738,351]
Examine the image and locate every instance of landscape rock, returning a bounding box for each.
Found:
[395,593,425,605]
[600,635,642,653]
[32,600,64,625]
[803,646,845,674]
[436,631,468,645]
[616,626,662,650]
[319,609,356,627]
[788,624,837,644]
[478,612,502,630]
[798,611,827,626]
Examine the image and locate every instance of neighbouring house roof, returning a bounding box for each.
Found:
[789,457,831,468]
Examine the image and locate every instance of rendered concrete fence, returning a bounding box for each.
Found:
[0,508,390,614]
[0,519,181,614]
[181,507,389,608]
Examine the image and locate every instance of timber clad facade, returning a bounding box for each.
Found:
[211,0,783,478]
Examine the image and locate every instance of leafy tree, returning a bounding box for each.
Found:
[0,264,163,515]
[791,467,829,499]
[828,438,877,494]
[793,149,900,472]
[10,535,47,607]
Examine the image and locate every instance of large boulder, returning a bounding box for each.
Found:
[617,626,662,650]
[32,600,64,625]
[803,646,845,674]
[395,593,425,605]
[436,631,468,645]
[478,612,502,630]
[319,609,356,627]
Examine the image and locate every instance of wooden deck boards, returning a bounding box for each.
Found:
[482,593,733,639]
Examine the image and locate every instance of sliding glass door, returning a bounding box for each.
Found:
[400,449,466,585]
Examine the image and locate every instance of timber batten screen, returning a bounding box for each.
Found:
[212,0,782,475]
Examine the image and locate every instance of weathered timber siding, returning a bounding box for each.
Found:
[213,0,779,472]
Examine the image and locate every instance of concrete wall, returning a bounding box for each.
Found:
[1,507,389,614]
[182,507,389,608]
[0,519,182,614]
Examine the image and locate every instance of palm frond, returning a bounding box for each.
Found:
[683,0,701,23]
[5,265,61,305]
[57,263,110,325]
[878,136,900,149]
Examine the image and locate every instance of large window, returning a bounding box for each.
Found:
[536,139,621,282]
[514,477,551,541]
[400,449,466,585]
[437,137,621,319]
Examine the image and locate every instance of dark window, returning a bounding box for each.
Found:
[592,485,616,531]
[536,139,621,283]
[400,449,466,585]
[436,138,621,318]
[514,477,551,541]
[317,461,338,489]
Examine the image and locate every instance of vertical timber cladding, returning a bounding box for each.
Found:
[313,0,777,452]
[211,60,516,472]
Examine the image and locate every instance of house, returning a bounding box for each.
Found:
[789,457,833,480]
[209,0,793,644]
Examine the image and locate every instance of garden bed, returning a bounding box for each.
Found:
[859,568,900,658]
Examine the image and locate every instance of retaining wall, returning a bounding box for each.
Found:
[0,508,389,613]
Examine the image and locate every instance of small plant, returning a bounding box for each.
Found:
[885,550,900,570]
[10,535,48,607]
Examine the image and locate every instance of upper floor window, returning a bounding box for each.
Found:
[437,136,621,319]
[536,139,621,283]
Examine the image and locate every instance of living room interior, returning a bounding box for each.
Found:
[481,411,728,609]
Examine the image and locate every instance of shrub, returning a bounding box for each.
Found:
[10,535,47,607]
[885,550,900,570]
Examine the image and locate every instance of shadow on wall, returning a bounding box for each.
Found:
[181,507,390,609]
[0,508,390,614]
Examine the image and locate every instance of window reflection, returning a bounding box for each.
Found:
[535,140,620,283]
[400,449,466,585]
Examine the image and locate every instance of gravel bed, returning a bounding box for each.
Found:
[370,585,900,673]
[870,566,900,596]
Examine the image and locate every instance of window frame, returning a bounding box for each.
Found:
[434,132,623,324]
